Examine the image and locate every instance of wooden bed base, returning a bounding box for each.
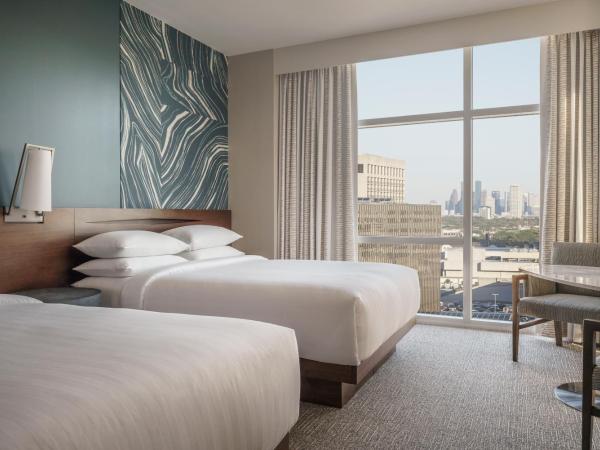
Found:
[299,318,416,408]
[275,433,289,450]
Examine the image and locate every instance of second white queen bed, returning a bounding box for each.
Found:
[73,225,420,407]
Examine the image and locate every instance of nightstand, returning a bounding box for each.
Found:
[15,287,102,307]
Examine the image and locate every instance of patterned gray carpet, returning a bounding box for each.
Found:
[291,325,599,449]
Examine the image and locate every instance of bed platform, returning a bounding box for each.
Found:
[276,434,290,450]
[300,318,415,407]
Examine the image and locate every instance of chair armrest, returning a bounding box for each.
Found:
[512,274,529,307]
[584,319,600,334]
[527,275,557,297]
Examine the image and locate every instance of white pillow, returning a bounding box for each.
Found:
[179,246,245,261]
[74,230,189,258]
[163,225,242,250]
[73,255,188,277]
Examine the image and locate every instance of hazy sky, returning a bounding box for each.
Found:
[357,38,541,205]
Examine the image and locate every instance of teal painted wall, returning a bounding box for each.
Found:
[0,0,120,207]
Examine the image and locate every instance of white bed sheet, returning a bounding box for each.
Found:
[0,302,299,450]
[100,256,420,366]
[73,276,130,307]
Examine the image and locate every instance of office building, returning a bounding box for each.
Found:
[358,202,442,313]
[509,185,523,218]
[357,154,405,203]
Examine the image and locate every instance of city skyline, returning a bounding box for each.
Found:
[356,153,541,321]
[356,151,540,217]
[444,179,540,217]
[357,38,541,206]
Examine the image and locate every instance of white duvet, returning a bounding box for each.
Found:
[115,256,420,366]
[0,301,299,450]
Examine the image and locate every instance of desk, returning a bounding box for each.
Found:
[520,264,600,292]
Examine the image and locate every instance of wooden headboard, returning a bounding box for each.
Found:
[0,208,231,293]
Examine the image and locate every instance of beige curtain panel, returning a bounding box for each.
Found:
[541,29,600,263]
[277,65,358,261]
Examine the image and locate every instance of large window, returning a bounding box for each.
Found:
[357,38,540,324]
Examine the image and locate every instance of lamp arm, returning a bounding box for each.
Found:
[6,143,29,215]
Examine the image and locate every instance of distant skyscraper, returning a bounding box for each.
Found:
[357,154,405,203]
[479,206,492,220]
[481,190,495,212]
[527,192,540,216]
[448,189,459,214]
[509,185,522,218]
[474,180,482,211]
[456,181,464,215]
[491,190,502,215]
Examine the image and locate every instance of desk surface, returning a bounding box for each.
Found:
[521,265,600,292]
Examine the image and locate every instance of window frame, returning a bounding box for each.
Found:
[357,45,540,329]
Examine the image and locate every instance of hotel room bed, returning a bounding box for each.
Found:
[0,295,299,450]
[76,255,420,406]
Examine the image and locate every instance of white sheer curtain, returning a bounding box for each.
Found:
[277,65,358,261]
[541,29,600,263]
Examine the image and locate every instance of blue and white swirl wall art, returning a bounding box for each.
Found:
[120,2,228,209]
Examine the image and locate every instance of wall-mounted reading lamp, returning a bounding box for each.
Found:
[3,144,54,223]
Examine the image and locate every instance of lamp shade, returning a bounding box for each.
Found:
[20,147,53,212]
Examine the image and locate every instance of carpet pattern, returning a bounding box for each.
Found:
[291,325,599,449]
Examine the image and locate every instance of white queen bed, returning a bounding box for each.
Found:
[76,254,420,407]
[0,295,299,450]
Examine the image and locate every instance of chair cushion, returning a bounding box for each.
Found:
[518,294,600,324]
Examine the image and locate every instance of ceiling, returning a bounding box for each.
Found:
[127,0,558,56]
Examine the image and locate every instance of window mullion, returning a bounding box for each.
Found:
[463,47,473,323]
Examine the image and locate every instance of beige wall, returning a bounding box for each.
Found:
[228,50,277,258]
[228,0,600,257]
[274,0,600,74]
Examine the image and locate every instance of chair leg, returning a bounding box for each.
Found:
[511,275,523,362]
[554,321,563,347]
[582,321,596,450]
[583,410,592,450]
[512,312,520,362]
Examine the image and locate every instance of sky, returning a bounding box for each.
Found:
[357,38,541,206]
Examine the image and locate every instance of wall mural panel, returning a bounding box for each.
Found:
[120,2,228,209]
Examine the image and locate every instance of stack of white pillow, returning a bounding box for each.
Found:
[164,226,244,261]
[73,225,244,278]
